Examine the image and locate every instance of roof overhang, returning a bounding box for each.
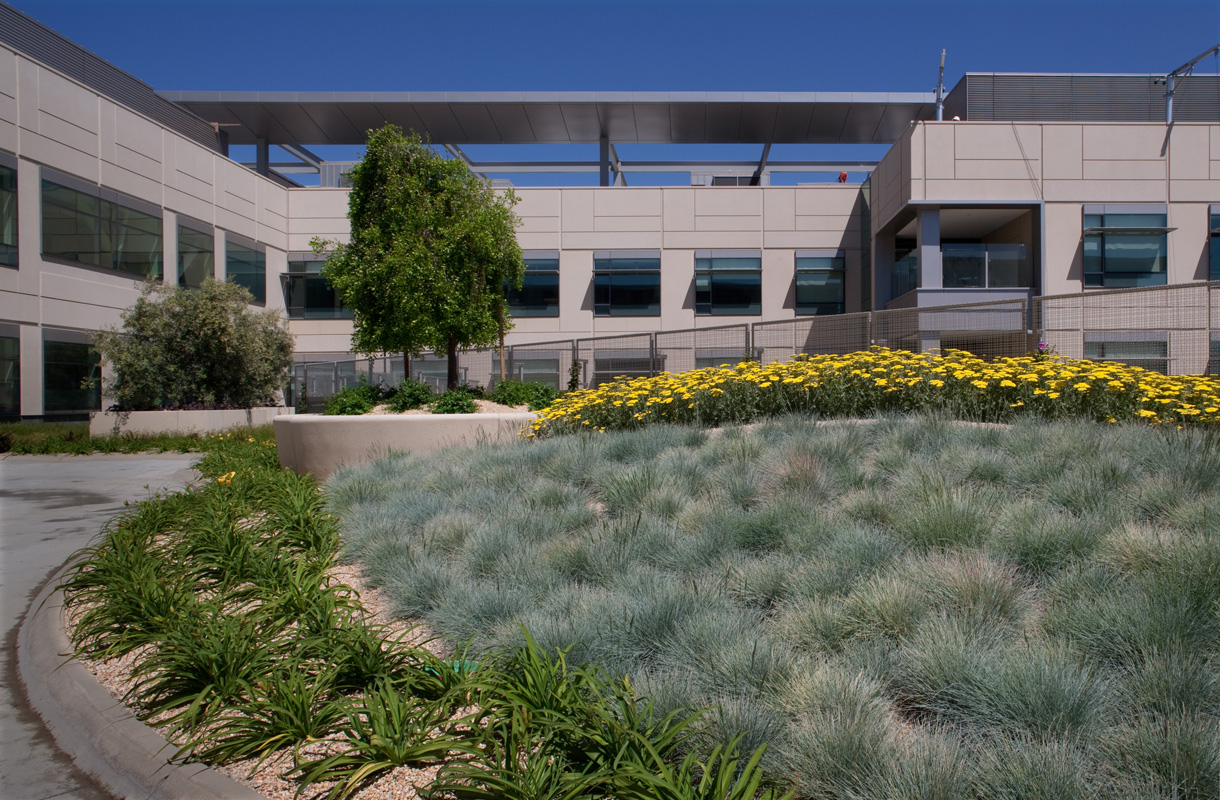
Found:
[157,90,938,146]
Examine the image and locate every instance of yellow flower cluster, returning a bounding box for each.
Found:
[216,470,237,486]
[526,348,1220,438]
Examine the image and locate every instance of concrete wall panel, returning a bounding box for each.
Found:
[662,189,695,231]
[694,188,761,217]
[561,190,594,232]
[763,187,795,231]
[1042,125,1083,180]
[1082,125,1166,161]
[0,47,18,152]
[594,188,660,217]
[924,123,955,180]
[561,231,663,250]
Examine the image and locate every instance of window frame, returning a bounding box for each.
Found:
[0,152,17,269]
[283,254,351,320]
[1209,205,1219,282]
[694,250,762,316]
[507,251,560,318]
[593,250,662,317]
[42,327,100,416]
[177,217,214,290]
[224,233,266,305]
[40,168,163,281]
[794,250,846,316]
[1082,205,1174,289]
[0,321,19,417]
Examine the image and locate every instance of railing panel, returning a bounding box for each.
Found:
[1035,282,1216,375]
[576,333,657,388]
[872,299,1028,359]
[752,313,872,365]
[654,324,751,374]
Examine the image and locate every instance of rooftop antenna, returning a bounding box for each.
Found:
[1157,43,1220,124]
[936,49,946,121]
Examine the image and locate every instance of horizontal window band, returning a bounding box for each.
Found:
[1083,227,1176,234]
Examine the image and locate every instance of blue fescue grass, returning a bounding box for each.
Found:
[331,414,1220,799]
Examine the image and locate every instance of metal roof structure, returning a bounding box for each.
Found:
[156,90,940,147]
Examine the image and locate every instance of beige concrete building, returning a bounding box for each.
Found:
[0,5,1217,417]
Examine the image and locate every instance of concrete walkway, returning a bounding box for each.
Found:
[1,453,199,800]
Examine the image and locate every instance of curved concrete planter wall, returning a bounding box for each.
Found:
[89,407,294,437]
[274,412,537,481]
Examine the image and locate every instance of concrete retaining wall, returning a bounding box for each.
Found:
[274,412,537,481]
[89,407,294,437]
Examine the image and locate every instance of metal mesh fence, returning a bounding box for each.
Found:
[654,324,751,374]
[292,284,1220,408]
[873,299,1030,359]
[752,313,871,365]
[577,333,657,388]
[506,339,577,392]
[1034,282,1218,376]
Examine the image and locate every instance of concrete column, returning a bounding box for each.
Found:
[256,138,270,177]
[19,324,42,418]
[599,136,610,188]
[214,229,225,281]
[873,231,895,309]
[917,208,942,291]
[163,211,178,286]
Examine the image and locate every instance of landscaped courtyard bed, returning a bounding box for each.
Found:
[332,415,1220,799]
[56,348,1220,800]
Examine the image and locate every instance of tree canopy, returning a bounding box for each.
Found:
[318,125,525,389]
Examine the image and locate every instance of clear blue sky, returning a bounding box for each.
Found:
[9,0,1220,185]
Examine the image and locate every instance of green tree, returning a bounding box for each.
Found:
[317,126,525,390]
[90,279,294,410]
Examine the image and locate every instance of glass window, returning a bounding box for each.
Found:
[507,258,559,317]
[594,254,661,317]
[942,243,1030,288]
[41,179,162,279]
[795,255,845,315]
[1083,213,1168,288]
[1084,339,1169,375]
[226,240,266,304]
[284,259,351,319]
[178,225,214,289]
[942,244,986,288]
[0,334,18,416]
[892,239,917,300]
[0,164,16,268]
[1210,213,1219,282]
[43,339,100,415]
[695,253,762,316]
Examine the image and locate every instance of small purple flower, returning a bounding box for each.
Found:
[1037,342,1049,353]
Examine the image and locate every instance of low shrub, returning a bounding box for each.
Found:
[90,279,293,411]
[385,378,434,412]
[430,389,477,414]
[528,347,1220,437]
[325,386,376,416]
[0,421,275,455]
[488,380,558,410]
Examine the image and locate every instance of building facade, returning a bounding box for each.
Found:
[1,4,1218,417]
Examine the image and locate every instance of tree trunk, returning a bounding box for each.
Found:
[498,304,507,387]
[447,337,459,390]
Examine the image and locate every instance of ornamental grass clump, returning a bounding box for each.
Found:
[334,416,1220,799]
[528,347,1220,437]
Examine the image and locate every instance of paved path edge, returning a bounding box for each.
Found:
[17,564,265,800]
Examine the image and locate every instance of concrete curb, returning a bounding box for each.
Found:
[17,566,265,800]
